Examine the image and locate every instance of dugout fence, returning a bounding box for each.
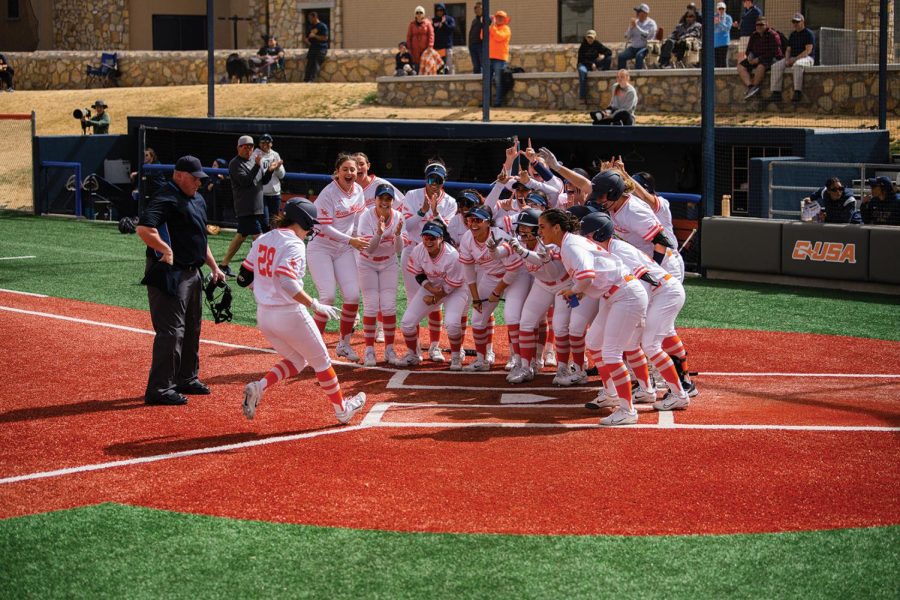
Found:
[0,112,35,212]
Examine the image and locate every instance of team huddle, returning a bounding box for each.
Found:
[237,143,697,427]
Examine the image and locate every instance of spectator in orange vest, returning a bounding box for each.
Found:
[489,10,511,107]
[407,6,435,74]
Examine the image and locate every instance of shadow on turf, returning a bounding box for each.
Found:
[0,396,147,423]
[104,424,338,457]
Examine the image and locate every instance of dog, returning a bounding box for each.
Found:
[226,53,254,83]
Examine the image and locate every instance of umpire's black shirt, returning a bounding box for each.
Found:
[139,181,209,268]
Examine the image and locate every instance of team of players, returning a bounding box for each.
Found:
[239,144,697,426]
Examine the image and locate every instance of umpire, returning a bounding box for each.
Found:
[136,156,226,405]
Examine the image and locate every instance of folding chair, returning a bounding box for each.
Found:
[85,52,120,88]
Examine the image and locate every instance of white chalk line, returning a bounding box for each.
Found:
[366,402,900,433]
[0,256,36,261]
[0,288,47,298]
[0,425,367,486]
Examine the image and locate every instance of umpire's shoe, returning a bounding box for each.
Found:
[145,390,189,406]
[176,380,211,395]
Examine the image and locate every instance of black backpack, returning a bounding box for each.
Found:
[769,28,790,56]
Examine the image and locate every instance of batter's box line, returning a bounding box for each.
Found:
[362,402,900,433]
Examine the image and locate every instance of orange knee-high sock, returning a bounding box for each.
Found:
[315,366,344,409]
[382,313,397,345]
[555,334,571,365]
[362,315,377,348]
[261,358,300,391]
[428,310,442,345]
[570,335,585,369]
[546,306,555,346]
[313,310,328,334]
[508,323,520,357]
[519,328,536,362]
[650,350,684,394]
[599,361,633,411]
[624,348,651,390]
[448,329,463,353]
[473,327,489,357]
[339,303,358,340]
[403,329,419,353]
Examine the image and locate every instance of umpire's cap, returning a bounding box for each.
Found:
[174,156,208,179]
[580,212,615,242]
[284,198,319,230]
[588,169,626,203]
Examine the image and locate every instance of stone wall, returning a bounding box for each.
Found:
[53,0,129,51]
[378,65,900,117]
[247,0,345,49]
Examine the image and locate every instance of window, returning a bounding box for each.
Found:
[7,0,19,19]
[152,15,208,51]
[558,0,593,44]
[439,3,467,48]
[302,8,331,38]
[802,0,844,30]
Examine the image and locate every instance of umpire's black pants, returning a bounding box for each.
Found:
[145,264,202,400]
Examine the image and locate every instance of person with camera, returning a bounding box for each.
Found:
[136,156,226,406]
[80,99,110,134]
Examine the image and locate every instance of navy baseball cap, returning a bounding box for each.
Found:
[466,206,492,221]
[374,183,395,198]
[524,192,548,208]
[424,163,447,180]
[867,176,893,190]
[459,191,482,207]
[259,133,273,143]
[421,221,445,238]
[175,155,208,179]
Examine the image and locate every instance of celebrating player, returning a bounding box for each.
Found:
[307,153,367,362]
[238,198,366,424]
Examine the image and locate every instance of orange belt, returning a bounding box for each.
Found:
[652,273,673,291]
[540,273,570,287]
[603,275,635,300]
[361,254,392,262]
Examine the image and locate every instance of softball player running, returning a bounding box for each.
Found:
[355,184,405,366]
[458,205,530,372]
[539,208,648,426]
[238,198,366,423]
[398,161,457,362]
[398,221,470,369]
[308,154,368,362]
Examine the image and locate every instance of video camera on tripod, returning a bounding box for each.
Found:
[73,108,92,134]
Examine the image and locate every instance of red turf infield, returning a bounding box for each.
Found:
[0,292,898,536]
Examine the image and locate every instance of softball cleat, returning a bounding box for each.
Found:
[599,406,638,426]
[334,392,366,424]
[242,381,261,420]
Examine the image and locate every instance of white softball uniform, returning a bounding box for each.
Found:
[242,228,331,373]
[559,232,648,363]
[458,227,529,329]
[356,206,404,317]
[361,175,406,208]
[398,187,457,300]
[401,242,469,337]
[307,180,366,304]
[513,242,572,337]
[609,195,683,281]
[653,194,686,282]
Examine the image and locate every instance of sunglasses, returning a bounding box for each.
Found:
[828,186,844,192]
[426,176,444,185]
[468,217,486,224]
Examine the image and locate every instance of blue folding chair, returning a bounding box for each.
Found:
[85,52,119,88]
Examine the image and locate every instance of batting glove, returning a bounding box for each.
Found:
[310,299,340,320]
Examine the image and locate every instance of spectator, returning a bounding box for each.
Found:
[805,178,861,224]
[433,3,457,74]
[136,156,225,406]
[0,53,14,92]
[769,13,815,103]
[395,41,416,76]
[577,30,613,102]
[658,10,702,69]
[590,69,638,125]
[219,135,276,277]
[81,99,110,134]
[304,12,329,82]
[407,6,435,74]
[686,2,703,24]
[468,2,491,74]
[734,0,762,63]
[254,134,286,224]
[131,147,167,198]
[257,34,285,82]
[737,17,782,100]
[861,176,900,225]
[489,10,511,107]
[713,2,733,68]
[618,4,658,71]
[203,158,229,212]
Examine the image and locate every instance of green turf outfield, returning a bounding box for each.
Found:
[2,504,898,599]
[0,212,898,339]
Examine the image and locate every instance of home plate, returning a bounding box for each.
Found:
[500,393,557,404]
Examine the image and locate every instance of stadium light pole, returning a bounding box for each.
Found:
[701,0,715,217]
[207,0,215,118]
[878,0,887,130]
[482,0,490,122]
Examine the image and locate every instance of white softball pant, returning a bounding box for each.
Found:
[307,242,360,305]
[585,280,648,363]
[519,283,571,337]
[401,286,469,337]
[257,304,331,373]
[357,258,399,317]
[469,269,531,329]
[641,278,685,355]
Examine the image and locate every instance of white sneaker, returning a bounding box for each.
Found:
[334,392,366,424]
[552,363,570,386]
[504,353,519,371]
[585,389,619,410]
[335,340,360,362]
[633,388,658,404]
[395,349,422,366]
[534,355,545,371]
[375,321,385,343]
[463,357,489,372]
[242,381,261,420]
[650,365,668,391]
[384,346,399,365]
[363,347,377,367]
[654,391,690,411]
[428,342,445,362]
[486,348,496,366]
[543,347,557,368]
[599,406,638,426]
[562,367,588,386]
[449,352,463,371]
[507,365,533,384]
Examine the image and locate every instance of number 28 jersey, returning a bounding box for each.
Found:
[242,228,308,308]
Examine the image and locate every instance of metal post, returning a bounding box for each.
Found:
[878,0,888,130]
[701,0,715,217]
[265,1,270,40]
[482,0,490,122]
[30,111,37,215]
[207,0,215,118]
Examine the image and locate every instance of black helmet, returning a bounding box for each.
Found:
[588,169,625,204]
[567,204,600,221]
[516,208,541,229]
[580,212,615,243]
[284,198,319,230]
